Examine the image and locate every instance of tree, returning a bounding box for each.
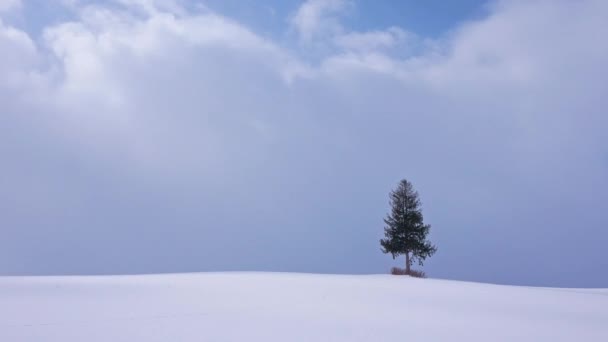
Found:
[380,179,437,274]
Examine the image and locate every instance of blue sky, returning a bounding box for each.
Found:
[199,0,488,37]
[5,0,488,41]
[1,0,607,287]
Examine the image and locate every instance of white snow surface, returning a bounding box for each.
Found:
[1,272,607,341]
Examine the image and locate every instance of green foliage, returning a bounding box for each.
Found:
[380,179,437,269]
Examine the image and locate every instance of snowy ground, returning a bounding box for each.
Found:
[1,272,607,341]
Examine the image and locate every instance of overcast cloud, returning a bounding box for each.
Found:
[1,0,607,287]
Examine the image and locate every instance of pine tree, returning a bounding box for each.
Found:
[380,179,437,274]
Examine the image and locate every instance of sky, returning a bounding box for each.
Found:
[0,0,607,288]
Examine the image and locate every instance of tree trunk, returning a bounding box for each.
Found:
[405,252,410,274]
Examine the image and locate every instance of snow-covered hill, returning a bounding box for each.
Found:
[1,273,606,341]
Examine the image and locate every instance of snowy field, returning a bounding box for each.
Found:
[1,272,607,341]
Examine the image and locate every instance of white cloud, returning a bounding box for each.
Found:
[0,19,38,90]
[333,27,411,51]
[0,0,607,280]
[0,0,20,13]
[290,0,350,42]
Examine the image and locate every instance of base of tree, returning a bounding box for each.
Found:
[390,267,426,278]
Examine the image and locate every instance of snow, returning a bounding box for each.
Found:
[1,272,607,341]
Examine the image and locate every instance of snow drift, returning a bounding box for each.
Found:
[1,273,606,341]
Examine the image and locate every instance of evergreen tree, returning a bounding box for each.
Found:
[380,179,437,273]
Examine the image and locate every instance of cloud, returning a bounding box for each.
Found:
[290,0,350,42]
[0,0,20,13]
[333,27,411,51]
[0,0,607,286]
